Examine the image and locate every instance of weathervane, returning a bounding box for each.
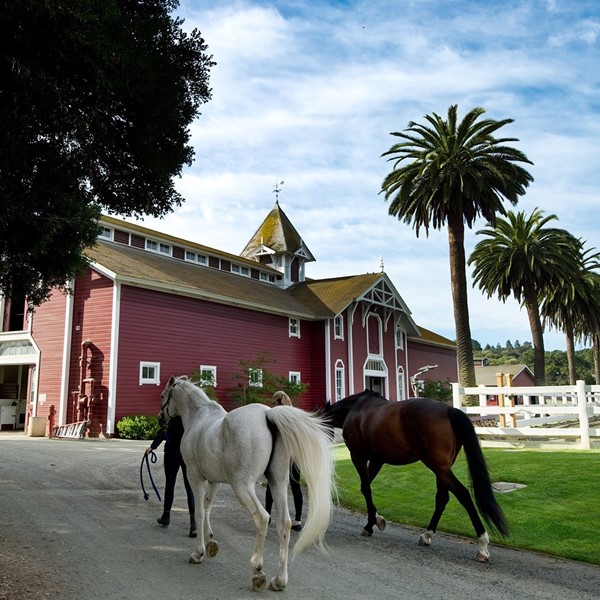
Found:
[273,180,284,204]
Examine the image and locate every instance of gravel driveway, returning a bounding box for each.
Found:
[0,432,598,600]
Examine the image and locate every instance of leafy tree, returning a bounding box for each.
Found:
[1,0,214,306]
[469,209,582,385]
[381,105,533,389]
[229,351,308,405]
[541,246,600,383]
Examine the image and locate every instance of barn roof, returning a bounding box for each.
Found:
[88,215,423,337]
[87,239,418,332]
[87,241,315,319]
[409,326,456,349]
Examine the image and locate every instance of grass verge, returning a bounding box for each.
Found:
[332,445,600,565]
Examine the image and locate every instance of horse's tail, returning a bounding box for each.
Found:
[265,406,336,558]
[448,407,509,538]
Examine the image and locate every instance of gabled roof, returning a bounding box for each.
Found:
[288,273,420,335]
[241,202,315,261]
[474,364,534,386]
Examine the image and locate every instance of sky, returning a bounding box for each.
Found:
[124,0,600,351]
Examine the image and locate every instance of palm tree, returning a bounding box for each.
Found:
[541,247,600,384]
[381,105,533,389]
[468,209,582,384]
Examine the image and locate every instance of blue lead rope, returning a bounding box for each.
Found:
[140,450,162,502]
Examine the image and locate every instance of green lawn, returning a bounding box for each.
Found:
[332,445,600,565]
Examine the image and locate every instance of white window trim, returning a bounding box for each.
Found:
[334,314,344,340]
[289,371,301,384]
[395,323,404,350]
[397,367,406,401]
[200,365,217,387]
[248,368,263,388]
[289,317,300,338]
[335,360,345,402]
[139,362,160,385]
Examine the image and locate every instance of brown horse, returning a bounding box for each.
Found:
[322,390,508,561]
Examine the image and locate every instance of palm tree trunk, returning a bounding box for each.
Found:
[594,332,600,384]
[564,321,576,385]
[524,284,545,385]
[447,213,476,391]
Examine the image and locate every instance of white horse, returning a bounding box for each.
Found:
[158,375,335,592]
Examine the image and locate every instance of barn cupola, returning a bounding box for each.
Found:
[240,199,315,289]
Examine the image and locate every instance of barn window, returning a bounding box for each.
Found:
[395,323,404,350]
[335,361,345,402]
[139,362,160,385]
[249,368,263,388]
[334,314,344,340]
[397,367,406,401]
[289,371,301,384]
[231,264,250,276]
[289,318,300,338]
[145,239,158,252]
[159,243,170,255]
[199,365,217,387]
[260,272,276,283]
[185,250,196,262]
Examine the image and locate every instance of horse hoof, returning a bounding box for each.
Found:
[252,574,267,592]
[189,552,203,564]
[361,528,373,537]
[268,577,286,591]
[375,515,386,531]
[476,551,490,563]
[206,541,219,558]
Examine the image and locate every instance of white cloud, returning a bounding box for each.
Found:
[131,0,600,352]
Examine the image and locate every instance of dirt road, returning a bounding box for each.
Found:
[0,433,598,600]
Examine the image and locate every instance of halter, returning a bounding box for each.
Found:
[160,379,178,422]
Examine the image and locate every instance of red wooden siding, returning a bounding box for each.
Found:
[66,270,114,436]
[407,340,457,389]
[114,286,324,425]
[30,289,69,421]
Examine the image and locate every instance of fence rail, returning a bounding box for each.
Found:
[452,380,600,450]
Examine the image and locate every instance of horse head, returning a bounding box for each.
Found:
[158,375,181,426]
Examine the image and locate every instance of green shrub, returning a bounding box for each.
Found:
[116,414,160,440]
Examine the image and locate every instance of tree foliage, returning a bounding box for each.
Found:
[228,351,309,405]
[1,0,214,306]
[473,339,596,385]
[380,105,533,389]
[469,209,582,385]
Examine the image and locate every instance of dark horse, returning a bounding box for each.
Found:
[322,390,508,561]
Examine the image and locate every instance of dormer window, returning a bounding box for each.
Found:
[231,264,250,276]
[146,239,171,256]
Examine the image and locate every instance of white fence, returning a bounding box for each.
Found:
[452,380,600,450]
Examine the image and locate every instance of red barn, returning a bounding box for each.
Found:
[0,202,457,436]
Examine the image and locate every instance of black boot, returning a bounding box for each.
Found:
[189,513,197,538]
[157,511,170,527]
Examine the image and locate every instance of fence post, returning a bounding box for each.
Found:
[576,380,590,450]
[496,373,506,427]
[452,382,461,409]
